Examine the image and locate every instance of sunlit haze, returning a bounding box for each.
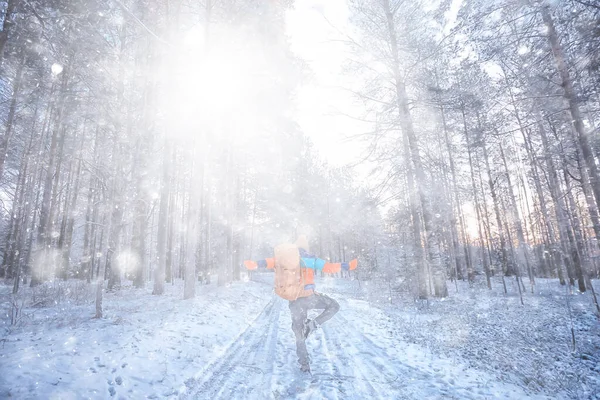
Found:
[0,0,599,398]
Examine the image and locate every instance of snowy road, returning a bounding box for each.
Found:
[181,294,549,399]
[4,277,592,399]
[181,297,283,398]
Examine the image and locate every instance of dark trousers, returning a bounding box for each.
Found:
[288,292,339,366]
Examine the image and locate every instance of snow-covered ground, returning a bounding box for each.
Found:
[320,276,600,399]
[1,274,598,399]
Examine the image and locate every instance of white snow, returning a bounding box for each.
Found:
[1,275,598,399]
[51,64,63,75]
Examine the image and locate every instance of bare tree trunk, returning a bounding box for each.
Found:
[79,125,95,281]
[56,126,85,280]
[106,140,124,291]
[462,106,488,285]
[0,0,16,62]
[2,201,19,278]
[47,118,69,256]
[482,142,509,293]
[24,147,47,284]
[184,192,196,298]
[153,139,170,295]
[88,178,102,283]
[178,181,189,280]
[20,94,54,284]
[184,143,198,299]
[232,169,242,281]
[206,177,212,284]
[165,181,175,284]
[195,152,205,282]
[82,173,94,281]
[248,189,258,261]
[96,212,108,280]
[131,169,148,286]
[475,149,493,287]
[106,24,130,290]
[515,165,537,290]
[542,6,600,221]
[0,52,25,183]
[327,182,334,263]
[56,153,75,280]
[95,212,109,319]
[130,0,155,287]
[556,117,600,249]
[383,0,446,297]
[561,150,587,292]
[95,273,103,318]
[564,200,585,291]
[219,146,234,286]
[500,143,530,296]
[520,122,564,279]
[503,75,546,278]
[13,173,35,293]
[3,129,33,281]
[536,117,571,286]
[438,95,466,280]
[501,196,525,305]
[131,105,151,288]
[31,75,68,286]
[403,130,428,297]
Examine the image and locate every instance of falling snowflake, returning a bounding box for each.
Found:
[51,63,63,75]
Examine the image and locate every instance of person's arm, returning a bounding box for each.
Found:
[298,248,358,273]
[321,259,358,273]
[243,258,275,270]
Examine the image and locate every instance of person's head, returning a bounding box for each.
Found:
[295,234,309,252]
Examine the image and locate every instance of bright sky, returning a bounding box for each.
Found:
[285,0,368,169]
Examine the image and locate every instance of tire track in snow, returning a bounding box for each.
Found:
[320,296,479,399]
[320,317,394,399]
[271,301,328,399]
[330,300,535,400]
[180,296,282,399]
[309,328,342,399]
[273,298,400,399]
[330,313,437,399]
[336,308,476,399]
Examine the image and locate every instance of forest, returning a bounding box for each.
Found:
[0,0,599,341]
[1,0,600,398]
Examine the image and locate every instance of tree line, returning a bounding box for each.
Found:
[1,0,599,314]
[0,0,381,316]
[347,0,599,307]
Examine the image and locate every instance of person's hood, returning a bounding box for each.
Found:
[295,235,309,252]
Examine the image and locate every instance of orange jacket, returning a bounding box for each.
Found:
[243,247,358,297]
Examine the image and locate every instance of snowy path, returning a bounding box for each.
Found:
[181,298,282,398]
[181,295,550,399]
[4,278,589,399]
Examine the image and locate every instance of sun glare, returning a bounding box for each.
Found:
[461,203,480,241]
[162,27,261,144]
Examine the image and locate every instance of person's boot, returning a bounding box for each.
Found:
[300,363,311,373]
[302,319,318,339]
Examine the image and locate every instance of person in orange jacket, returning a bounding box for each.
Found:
[244,235,358,372]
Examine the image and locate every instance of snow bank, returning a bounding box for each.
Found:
[1,275,598,399]
[321,276,600,399]
[0,279,272,399]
